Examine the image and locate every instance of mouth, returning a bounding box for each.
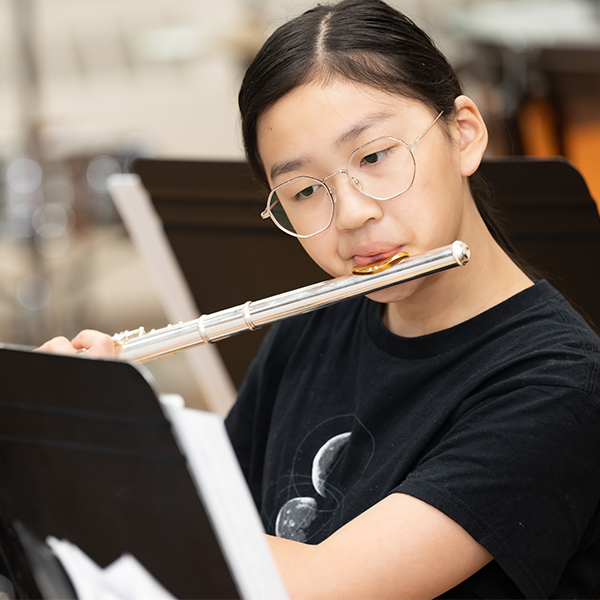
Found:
[352,246,405,267]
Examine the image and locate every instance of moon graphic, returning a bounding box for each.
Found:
[275,497,318,542]
[311,431,351,497]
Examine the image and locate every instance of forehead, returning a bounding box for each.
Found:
[257,80,425,183]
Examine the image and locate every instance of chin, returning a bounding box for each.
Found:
[365,279,421,304]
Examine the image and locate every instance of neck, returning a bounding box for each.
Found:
[383,218,533,339]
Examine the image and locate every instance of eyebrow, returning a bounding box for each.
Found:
[334,111,395,147]
[269,111,396,183]
[270,158,309,182]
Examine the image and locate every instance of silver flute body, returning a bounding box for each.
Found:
[116,240,470,363]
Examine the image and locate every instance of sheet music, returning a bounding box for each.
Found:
[159,395,289,600]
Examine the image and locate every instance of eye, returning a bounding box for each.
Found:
[295,184,319,200]
[361,148,389,166]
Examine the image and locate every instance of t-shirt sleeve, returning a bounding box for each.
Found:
[394,385,600,599]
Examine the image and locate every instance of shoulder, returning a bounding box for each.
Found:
[463,280,600,395]
[531,281,599,365]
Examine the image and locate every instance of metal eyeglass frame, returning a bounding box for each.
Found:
[261,110,444,238]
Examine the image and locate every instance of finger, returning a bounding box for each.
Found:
[35,336,79,356]
[71,329,117,359]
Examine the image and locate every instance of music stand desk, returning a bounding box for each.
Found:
[0,348,286,599]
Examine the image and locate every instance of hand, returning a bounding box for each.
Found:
[35,329,119,360]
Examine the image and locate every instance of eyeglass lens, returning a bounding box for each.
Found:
[269,138,416,237]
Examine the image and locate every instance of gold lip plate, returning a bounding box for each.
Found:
[351,251,409,275]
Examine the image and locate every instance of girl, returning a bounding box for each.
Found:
[41,0,600,596]
[225,0,600,598]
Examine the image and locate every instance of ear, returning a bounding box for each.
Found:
[454,95,488,177]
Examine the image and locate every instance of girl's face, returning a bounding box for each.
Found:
[257,79,473,304]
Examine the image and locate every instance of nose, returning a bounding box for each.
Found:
[327,172,383,232]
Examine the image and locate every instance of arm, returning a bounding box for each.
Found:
[35,329,118,359]
[268,493,492,600]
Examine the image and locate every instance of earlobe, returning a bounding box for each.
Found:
[454,95,488,177]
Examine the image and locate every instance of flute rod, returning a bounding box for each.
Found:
[116,240,470,363]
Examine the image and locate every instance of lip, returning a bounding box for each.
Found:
[352,245,405,267]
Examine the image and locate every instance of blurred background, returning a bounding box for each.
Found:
[0,0,599,406]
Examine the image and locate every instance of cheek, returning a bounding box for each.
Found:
[412,160,464,231]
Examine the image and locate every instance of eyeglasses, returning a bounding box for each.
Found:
[261,111,444,238]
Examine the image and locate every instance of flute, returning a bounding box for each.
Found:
[115,240,470,363]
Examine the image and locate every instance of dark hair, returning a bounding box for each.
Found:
[238,0,517,258]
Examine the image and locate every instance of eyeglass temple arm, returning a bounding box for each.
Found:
[410,110,444,148]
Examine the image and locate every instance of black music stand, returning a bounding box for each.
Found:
[131,156,600,383]
[477,156,600,332]
[0,348,249,599]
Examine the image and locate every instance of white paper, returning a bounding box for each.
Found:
[160,401,289,600]
[46,537,176,600]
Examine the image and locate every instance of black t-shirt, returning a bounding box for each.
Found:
[225,281,600,598]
